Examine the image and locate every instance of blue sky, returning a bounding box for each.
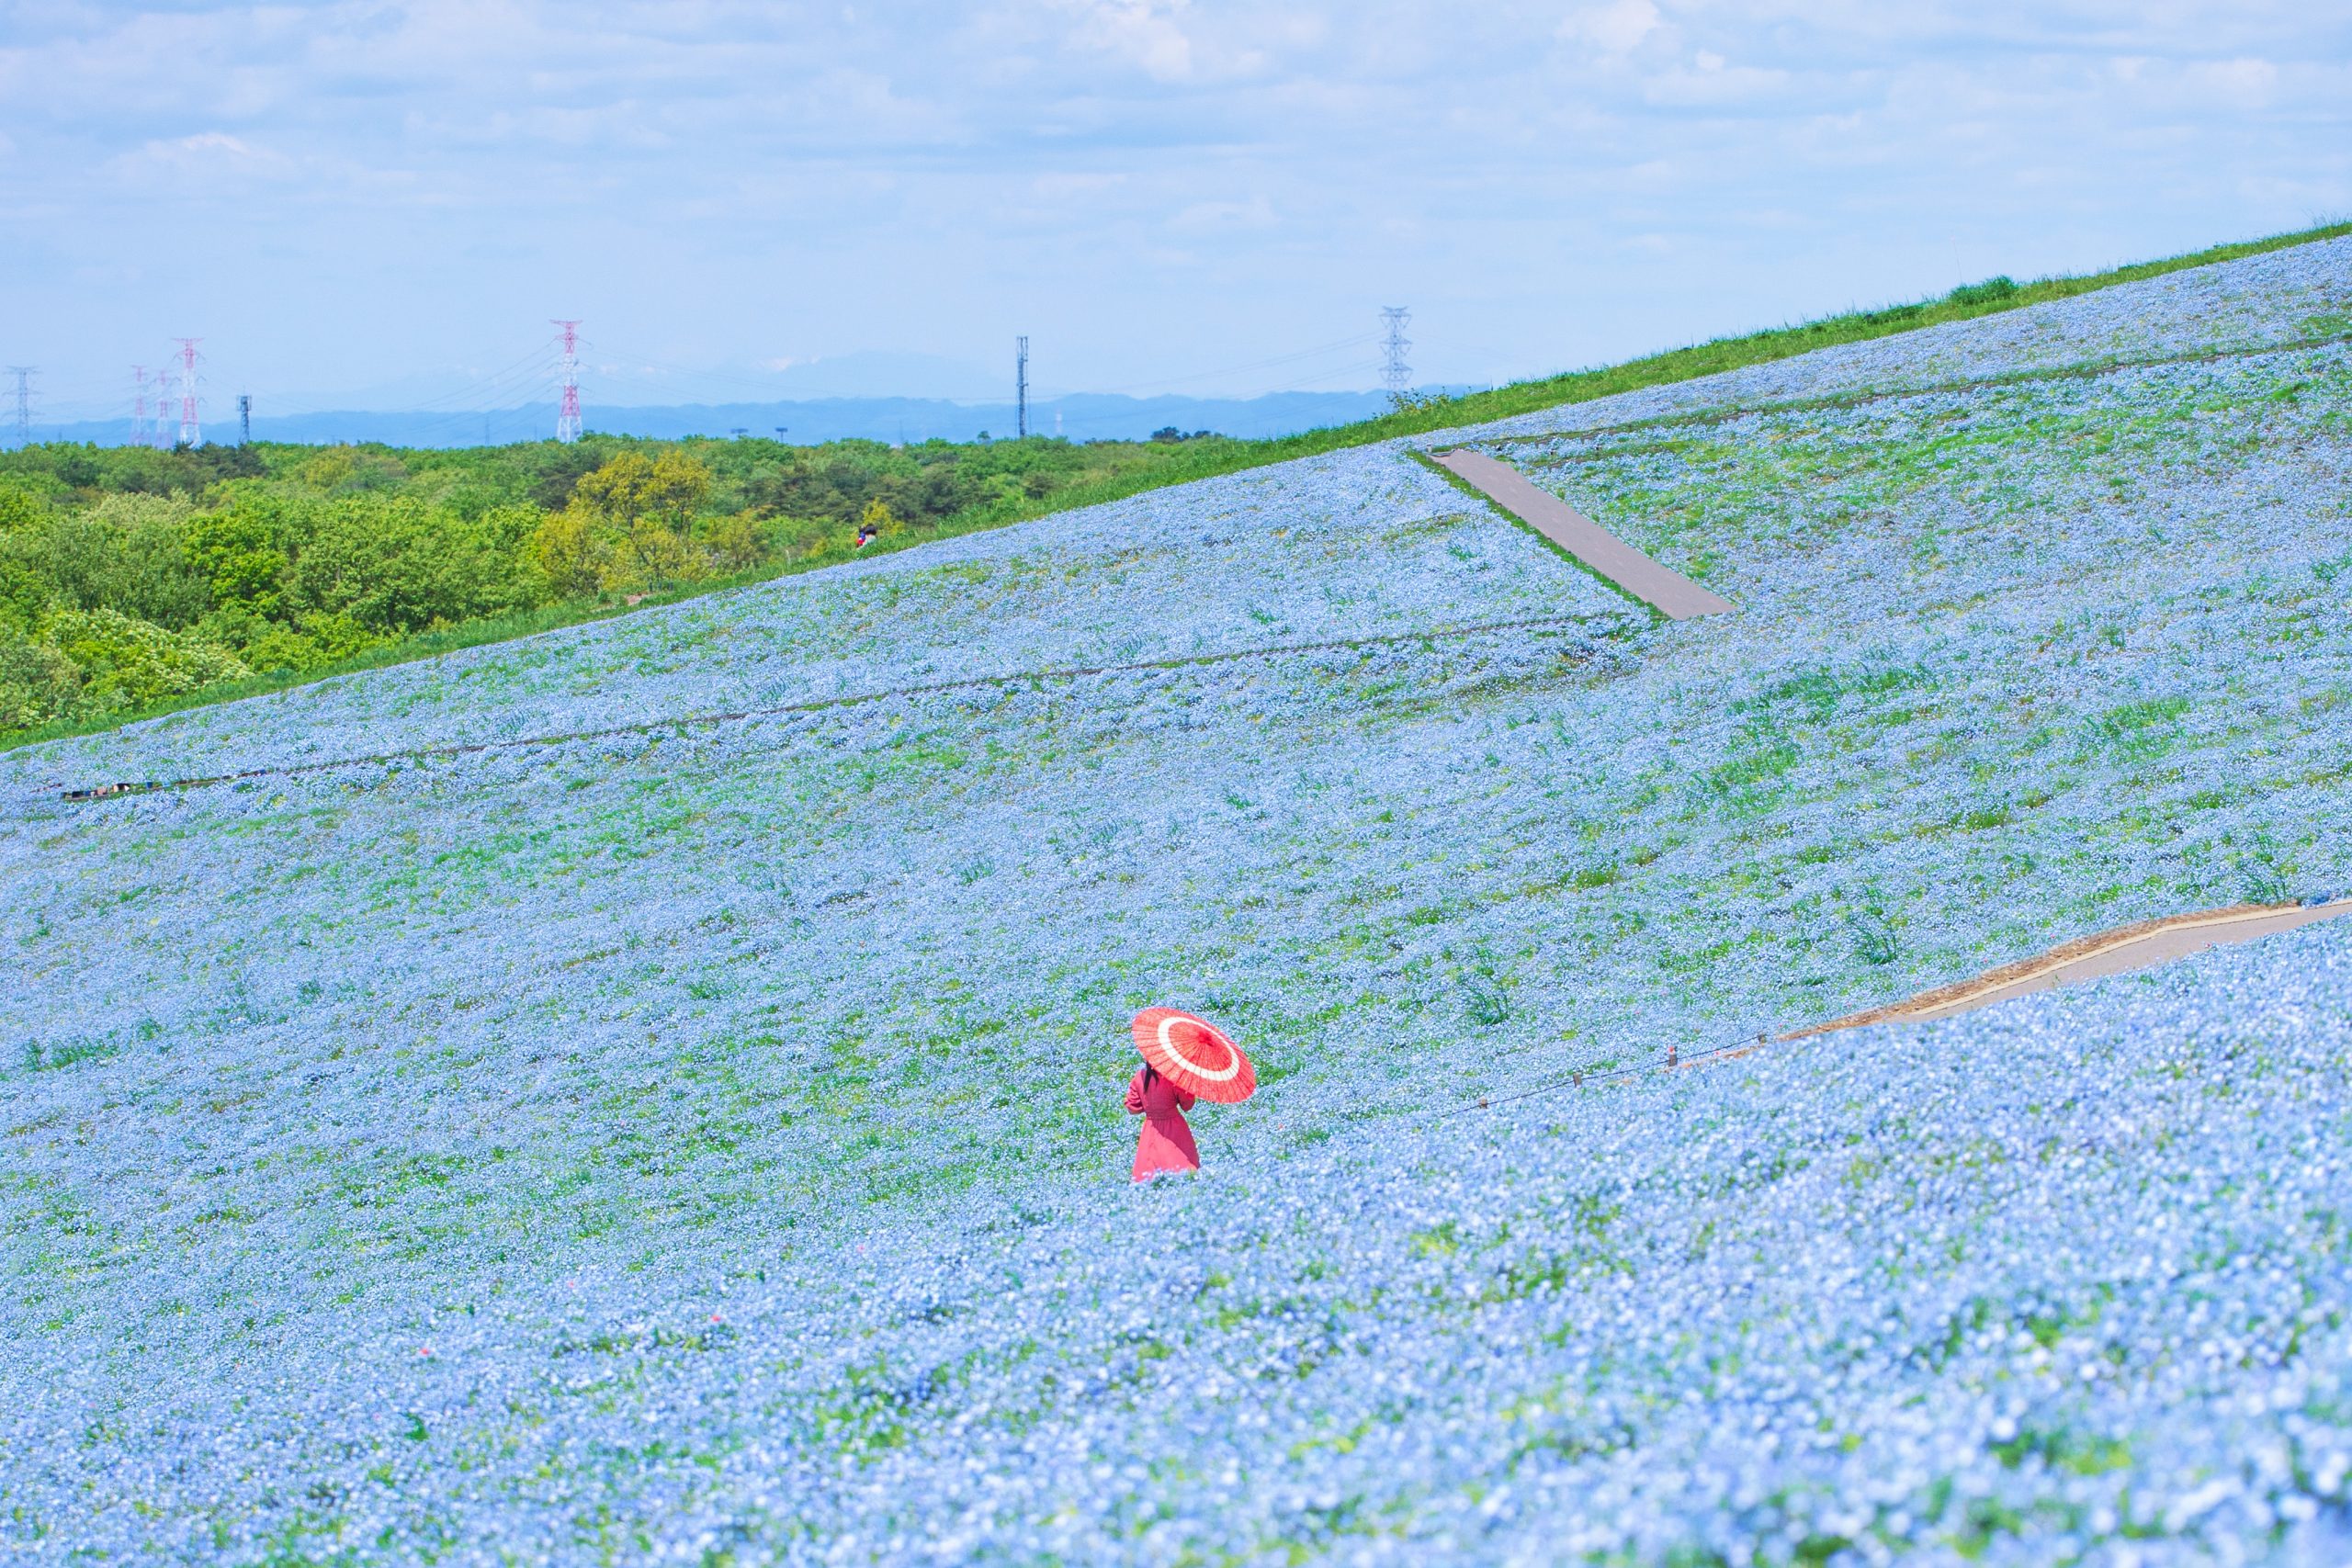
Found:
[2,1,2347,420]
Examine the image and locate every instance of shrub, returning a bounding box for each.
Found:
[82,491,197,531]
[299,446,410,496]
[241,612,383,675]
[39,606,250,715]
[288,495,532,634]
[0,634,82,730]
[1948,276,2021,307]
[0,480,46,535]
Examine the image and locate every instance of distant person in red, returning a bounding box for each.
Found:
[1125,1060,1200,1180]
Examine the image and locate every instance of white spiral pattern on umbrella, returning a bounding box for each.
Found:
[1157,1015,1241,1081]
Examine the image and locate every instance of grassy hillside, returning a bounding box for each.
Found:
[5,234,2352,1561]
[4,219,2344,753]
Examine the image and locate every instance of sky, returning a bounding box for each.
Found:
[2,0,2348,423]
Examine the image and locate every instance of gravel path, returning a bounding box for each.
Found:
[1433,447,1736,619]
[1795,897,2352,1036]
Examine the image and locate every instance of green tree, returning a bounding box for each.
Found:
[531,508,605,601]
[40,607,249,715]
[107,516,213,629]
[0,532,51,634]
[241,611,382,675]
[0,635,82,731]
[287,496,530,634]
[697,512,770,574]
[184,504,292,617]
[0,480,41,535]
[570,452,712,588]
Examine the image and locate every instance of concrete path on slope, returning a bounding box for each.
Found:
[1424,897,2352,1116]
[1432,449,1737,621]
[1786,897,2352,1042]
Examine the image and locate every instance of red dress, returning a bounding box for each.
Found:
[1125,1068,1200,1180]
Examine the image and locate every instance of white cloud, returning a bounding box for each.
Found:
[1032,171,1129,199]
[2187,56,2278,104]
[109,130,297,183]
[1033,0,1307,85]
[1169,195,1277,232]
[1052,0,1204,83]
[1642,55,1792,108]
[2,0,2347,400]
[1561,0,1664,58]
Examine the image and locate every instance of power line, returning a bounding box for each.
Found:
[378,352,572,442]
[1041,356,1386,434]
[1035,333,1381,400]
[311,336,565,420]
[577,329,1385,408]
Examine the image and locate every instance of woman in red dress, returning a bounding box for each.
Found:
[1125,1061,1201,1180]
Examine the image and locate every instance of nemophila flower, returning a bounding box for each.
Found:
[3,239,2351,1563]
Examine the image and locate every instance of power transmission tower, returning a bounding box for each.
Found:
[238,393,253,444]
[1016,336,1029,439]
[172,338,203,446]
[1380,307,1412,399]
[6,367,33,449]
[131,365,150,446]
[551,320,582,444]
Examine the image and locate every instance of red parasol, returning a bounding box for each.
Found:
[1130,1008,1257,1103]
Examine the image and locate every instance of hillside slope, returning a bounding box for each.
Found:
[5,237,2351,1561]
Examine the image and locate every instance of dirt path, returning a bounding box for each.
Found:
[1784,897,2352,1041]
[1432,449,1736,620]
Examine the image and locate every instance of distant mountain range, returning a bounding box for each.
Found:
[32,387,1480,450]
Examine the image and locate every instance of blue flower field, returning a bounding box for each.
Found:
[5,236,2351,1562]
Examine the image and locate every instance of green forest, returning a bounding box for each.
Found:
[0,431,1239,743]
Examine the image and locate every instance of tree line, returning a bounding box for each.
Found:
[0,431,1234,739]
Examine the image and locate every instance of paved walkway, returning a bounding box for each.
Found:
[1788,897,2352,1040]
[1428,897,2352,1116]
[1432,449,1736,620]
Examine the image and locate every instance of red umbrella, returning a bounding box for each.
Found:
[1130,1008,1257,1103]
